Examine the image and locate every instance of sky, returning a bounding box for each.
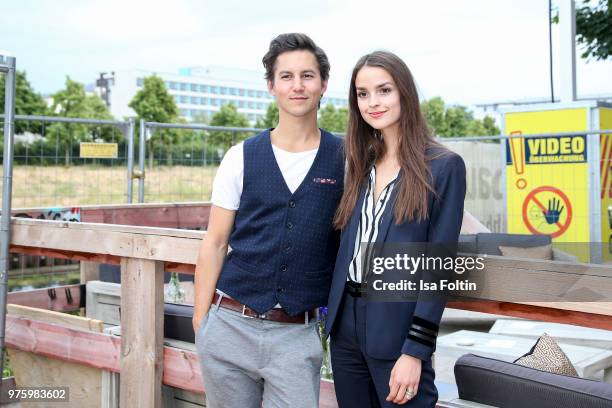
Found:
[1,0,611,106]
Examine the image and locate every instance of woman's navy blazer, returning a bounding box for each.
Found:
[325,149,466,362]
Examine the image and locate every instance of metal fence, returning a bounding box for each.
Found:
[138,120,261,203]
[0,115,134,207]
[4,113,612,248]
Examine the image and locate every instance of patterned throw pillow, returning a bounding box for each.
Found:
[514,333,578,377]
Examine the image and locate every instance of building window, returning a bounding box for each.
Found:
[220,87,227,95]
[191,96,198,104]
[175,95,181,102]
[180,109,188,116]
[210,86,219,94]
[211,98,219,106]
[190,83,197,92]
[180,96,188,103]
[238,101,245,108]
[247,101,254,109]
[256,91,264,98]
[136,78,144,87]
[247,90,255,97]
[230,88,238,96]
[257,102,264,110]
[168,81,177,90]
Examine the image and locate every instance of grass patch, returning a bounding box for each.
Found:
[3,165,219,208]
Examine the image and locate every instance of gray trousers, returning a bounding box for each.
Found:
[195,304,323,408]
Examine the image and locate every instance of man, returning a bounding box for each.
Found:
[192,33,344,407]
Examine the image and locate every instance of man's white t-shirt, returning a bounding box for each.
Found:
[211,141,318,210]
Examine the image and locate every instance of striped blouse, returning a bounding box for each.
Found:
[348,166,398,283]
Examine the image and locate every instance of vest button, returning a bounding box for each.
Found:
[280,264,288,272]
[284,244,292,253]
[286,222,293,230]
[288,201,296,208]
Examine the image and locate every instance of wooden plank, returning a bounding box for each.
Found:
[162,346,204,393]
[10,218,203,264]
[11,217,204,239]
[5,315,121,372]
[7,284,82,312]
[5,306,106,407]
[7,348,103,408]
[120,258,164,408]
[7,304,103,332]
[13,201,212,229]
[452,257,612,303]
[447,300,612,330]
[10,245,122,265]
[479,255,612,277]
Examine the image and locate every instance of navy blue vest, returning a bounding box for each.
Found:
[216,129,344,315]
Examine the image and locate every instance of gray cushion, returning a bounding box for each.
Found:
[455,353,612,408]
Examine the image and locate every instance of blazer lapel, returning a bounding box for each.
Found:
[375,183,398,244]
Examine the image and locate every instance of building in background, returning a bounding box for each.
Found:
[473,93,612,124]
[94,66,349,124]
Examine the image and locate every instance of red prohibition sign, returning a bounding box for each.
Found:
[522,186,572,238]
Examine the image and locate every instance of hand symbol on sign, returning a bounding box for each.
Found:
[544,198,564,224]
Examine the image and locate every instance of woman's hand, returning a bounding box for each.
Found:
[386,354,422,404]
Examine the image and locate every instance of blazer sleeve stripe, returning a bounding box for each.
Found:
[412,316,439,333]
[408,330,436,348]
[410,323,437,337]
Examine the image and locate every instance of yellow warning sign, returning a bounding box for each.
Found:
[79,143,118,159]
[505,108,589,243]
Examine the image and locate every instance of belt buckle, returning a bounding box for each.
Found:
[241,305,266,320]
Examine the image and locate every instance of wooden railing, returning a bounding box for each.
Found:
[4,214,612,407]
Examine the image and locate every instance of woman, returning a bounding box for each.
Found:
[324,51,466,407]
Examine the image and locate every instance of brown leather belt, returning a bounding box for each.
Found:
[212,293,316,324]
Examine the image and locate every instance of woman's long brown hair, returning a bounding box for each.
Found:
[334,51,446,229]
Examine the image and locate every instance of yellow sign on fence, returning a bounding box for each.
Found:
[504,108,589,243]
[79,143,118,159]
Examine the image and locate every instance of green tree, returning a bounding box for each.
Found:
[318,104,348,133]
[209,103,250,149]
[255,102,279,129]
[576,0,611,60]
[420,97,448,136]
[0,70,49,134]
[47,77,114,165]
[555,0,611,61]
[129,75,179,167]
[421,97,499,137]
